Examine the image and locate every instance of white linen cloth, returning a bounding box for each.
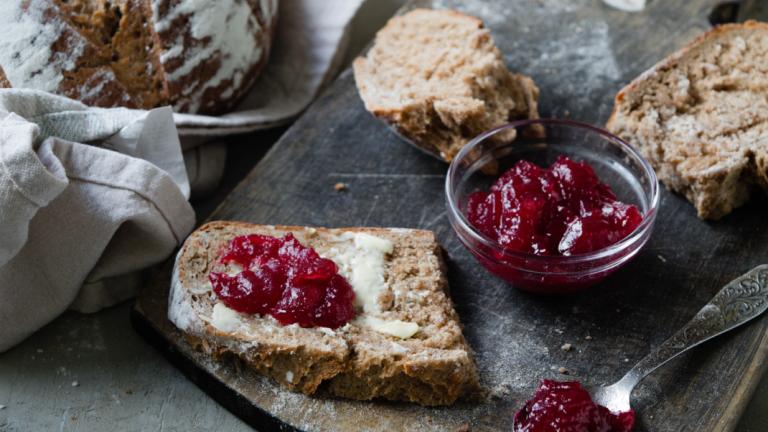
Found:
[0,91,196,352]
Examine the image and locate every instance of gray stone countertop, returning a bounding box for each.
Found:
[1,1,766,430]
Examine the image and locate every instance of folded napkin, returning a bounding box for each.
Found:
[0,91,195,352]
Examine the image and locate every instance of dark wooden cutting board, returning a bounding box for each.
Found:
[133,0,768,430]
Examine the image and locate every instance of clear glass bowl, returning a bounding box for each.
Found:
[445,119,659,294]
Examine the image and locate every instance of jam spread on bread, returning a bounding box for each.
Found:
[514,380,635,432]
[209,234,356,329]
[467,156,643,256]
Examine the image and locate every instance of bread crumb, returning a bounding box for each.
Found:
[624,358,629,363]
[71,381,79,387]
[554,328,564,334]
[558,367,569,375]
[561,343,573,352]
[334,182,347,192]
[585,335,593,340]
[455,422,471,432]
[0,404,5,410]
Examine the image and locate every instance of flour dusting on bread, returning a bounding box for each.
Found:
[0,0,278,114]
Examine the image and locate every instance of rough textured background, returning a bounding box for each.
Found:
[3,0,768,431]
[136,0,768,430]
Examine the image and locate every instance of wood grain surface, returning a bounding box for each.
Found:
[135,0,768,430]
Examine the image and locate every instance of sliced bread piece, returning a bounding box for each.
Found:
[168,221,480,406]
[353,8,540,162]
[607,21,768,219]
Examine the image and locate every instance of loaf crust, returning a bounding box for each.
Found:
[607,21,768,219]
[150,0,279,114]
[169,221,480,406]
[353,8,540,162]
[0,0,277,114]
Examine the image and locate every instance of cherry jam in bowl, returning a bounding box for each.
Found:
[445,119,659,294]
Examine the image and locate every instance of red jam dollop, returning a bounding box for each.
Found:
[514,380,635,432]
[467,156,643,256]
[209,233,355,329]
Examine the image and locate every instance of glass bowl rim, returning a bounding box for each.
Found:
[445,118,660,266]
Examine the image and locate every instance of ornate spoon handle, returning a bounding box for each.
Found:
[620,265,768,389]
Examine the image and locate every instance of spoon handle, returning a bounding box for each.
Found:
[621,265,768,389]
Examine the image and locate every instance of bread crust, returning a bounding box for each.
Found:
[150,0,278,114]
[0,0,277,114]
[607,21,768,219]
[169,221,480,406]
[607,21,768,126]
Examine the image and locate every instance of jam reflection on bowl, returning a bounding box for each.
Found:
[445,119,659,294]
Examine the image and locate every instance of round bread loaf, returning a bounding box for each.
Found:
[0,0,278,115]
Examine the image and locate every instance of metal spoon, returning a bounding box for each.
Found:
[590,264,768,413]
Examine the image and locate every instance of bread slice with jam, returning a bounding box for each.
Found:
[168,221,479,406]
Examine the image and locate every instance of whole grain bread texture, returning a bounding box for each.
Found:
[168,221,480,406]
[0,0,277,114]
[353,9,540,162]
[607,21,768,219]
